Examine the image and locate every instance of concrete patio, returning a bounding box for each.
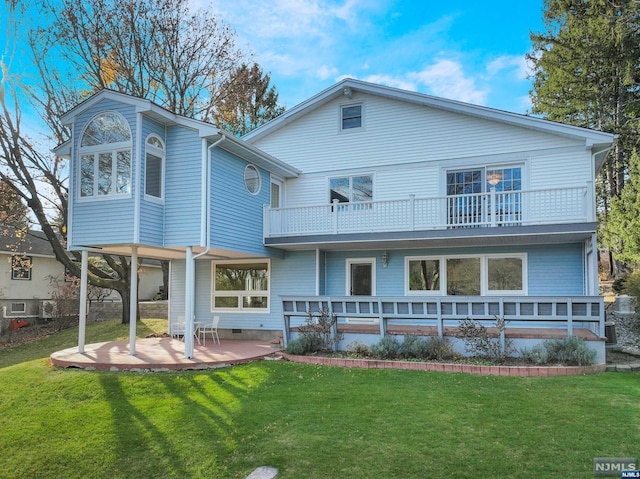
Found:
[50,337,279,371]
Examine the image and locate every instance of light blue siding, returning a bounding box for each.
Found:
[70,100,137,246]
[527,243,584,295]
[209,147,275,256]
[164,126,202,245]
[170,251,318,332]
[139,117,166,246]
[324,244,584,297]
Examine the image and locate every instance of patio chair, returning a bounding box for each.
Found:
[198,315,220,346]
[170,320,186,342]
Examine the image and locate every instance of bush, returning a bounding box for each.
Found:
[294,309,343,354]
[346,341,371,358]
[371,336,401,359]
[425,336,455,361]
[458,316,515,363]
[520,344,550,365]
[521,336,596,366]
[284,338,306,355]
[612,275,628,294]
[399,335,430,359]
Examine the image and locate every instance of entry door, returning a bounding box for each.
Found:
[347,259,375,296]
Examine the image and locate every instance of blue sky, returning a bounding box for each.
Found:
[207,0,545,114]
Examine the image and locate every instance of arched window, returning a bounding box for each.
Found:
[79,112,132,198]
[145,134,164,199]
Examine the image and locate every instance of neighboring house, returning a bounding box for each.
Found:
[56,79,615,361]
[0,228,163,323]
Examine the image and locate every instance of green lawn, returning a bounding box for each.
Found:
[1,320,639,479]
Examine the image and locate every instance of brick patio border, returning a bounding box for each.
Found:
[279,353,606,377]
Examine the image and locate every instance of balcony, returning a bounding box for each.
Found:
[263,186,594,241]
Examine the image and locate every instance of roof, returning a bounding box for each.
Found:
[54,89,300,178]
[0,228,55,257]
[243,78,617,168]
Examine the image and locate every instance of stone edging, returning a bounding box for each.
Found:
[279,353,606,377]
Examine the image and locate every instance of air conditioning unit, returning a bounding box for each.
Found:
[40,301,56,319]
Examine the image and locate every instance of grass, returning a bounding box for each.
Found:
[1,320,639,478]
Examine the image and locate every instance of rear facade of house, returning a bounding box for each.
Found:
[60,80,615,361]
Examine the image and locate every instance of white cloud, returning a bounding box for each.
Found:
[317,65,339,80]
[359,74,416,92]
[409,60,489,105]
[486,55,530,80]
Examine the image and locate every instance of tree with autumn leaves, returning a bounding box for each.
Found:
[0,0,285,323]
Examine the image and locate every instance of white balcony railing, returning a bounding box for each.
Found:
[264,186,594,238]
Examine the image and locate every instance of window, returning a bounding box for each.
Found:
[212,261,269,311]
[244,165,261,195]
[270,178,282,208]
[330,175,373,204]
[341,104,362,130]
[145,135,164,199]
[405,254,526,296]
[11,255,32,280]
[407,258,441,293]
[11,302,26,313]
[79,112,132,198]
[446,165,522,225]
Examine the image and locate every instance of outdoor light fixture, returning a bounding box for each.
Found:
[487,171,502,186]
[343,87,352,98]
[382,251,389,268]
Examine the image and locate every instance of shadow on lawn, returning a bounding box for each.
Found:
[97,366,266,478]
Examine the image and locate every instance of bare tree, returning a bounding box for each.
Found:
[0,0,284,323]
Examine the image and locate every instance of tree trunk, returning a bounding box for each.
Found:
[113,281,140,324]
[161,261,170,300]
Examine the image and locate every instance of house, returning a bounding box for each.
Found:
[0,227,163,328]
[56,79,615,361]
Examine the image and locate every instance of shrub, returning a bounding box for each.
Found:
[425,336,455,361]
[284,338,306,355]
[543,336,596,366]
[295,309,343,354]
[458,316,515,363]
[346,341,371,358]
[623,271,640,307]
[371,336,401,359]
[399,334,430,359]
[612,275,628,294]
[520,344,550,365]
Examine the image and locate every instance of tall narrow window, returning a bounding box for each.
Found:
[79,112,132,198]
[145,135,164,199]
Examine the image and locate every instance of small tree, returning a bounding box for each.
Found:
[458,316,515,363]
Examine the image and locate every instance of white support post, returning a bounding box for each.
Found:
[332,199,339,234]
[490,187,497,227]
[129,246,138,356]
[77,250,89,354]
[409,194,415,231]
[184,246,195,359]
[586,180,595,222]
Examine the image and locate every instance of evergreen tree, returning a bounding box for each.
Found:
[608,150,640,265]
[529,0,640,275]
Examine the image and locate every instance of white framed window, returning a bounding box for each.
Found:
[270,176,283,208]
[11,255,32,281]
[405,253,527,296]
[329,174,373,204]
[11,302,26,313]
[79,112,132,199]
[145,134,164,200]
[211,260,270,312]
[244,164,261,195]
[341,104,362,130]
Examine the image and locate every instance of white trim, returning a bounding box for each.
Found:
[346,257,376,296]
[134,113,142,243]
[244,164,262,195]
[10,302,26,313]
[210,259,271,313]
[143,133,165,203]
